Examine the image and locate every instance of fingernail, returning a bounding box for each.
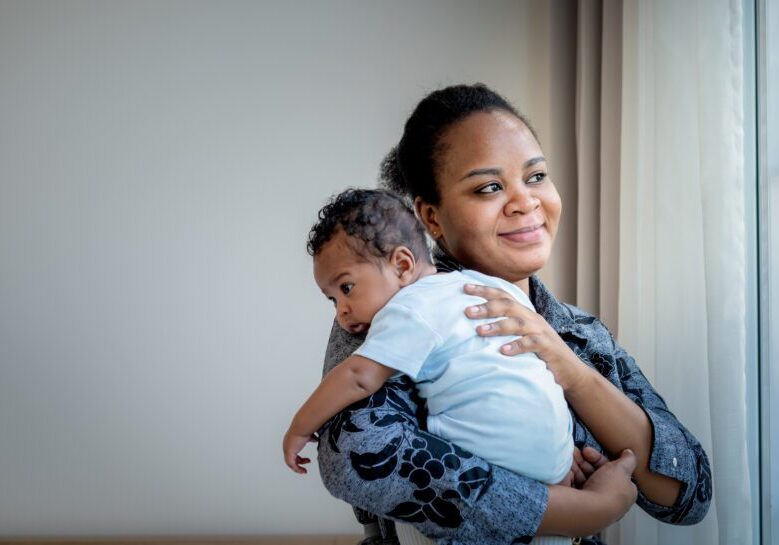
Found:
[467,305,481,314]
[479,324,491,332]
[501,344,512,353]
[464,284,474,289]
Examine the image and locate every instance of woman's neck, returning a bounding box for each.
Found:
[514,277,530,295]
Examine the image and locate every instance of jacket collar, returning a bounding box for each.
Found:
[528,276,578,334]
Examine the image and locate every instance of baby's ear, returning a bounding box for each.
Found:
[391,246,416,285]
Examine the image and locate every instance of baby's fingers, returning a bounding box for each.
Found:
[581,446,608,469]
[296,456,311,473]
[285,453,310,474]
[573,447,595,477]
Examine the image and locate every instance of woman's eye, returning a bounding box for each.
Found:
[340,283,353,295]
[327,296,336,306]
[475,182,503,194]
[528,172,547,184]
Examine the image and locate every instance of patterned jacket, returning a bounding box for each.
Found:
[317,260,712,545]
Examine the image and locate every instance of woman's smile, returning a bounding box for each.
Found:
[498,222,546,244]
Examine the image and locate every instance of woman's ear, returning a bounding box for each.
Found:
[390,246,416,286]
[414,197,442,240]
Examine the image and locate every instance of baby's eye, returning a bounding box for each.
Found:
[527,172,547,184]
[327,296,336,306]
[475,182,503,194]
[340,283,354,295]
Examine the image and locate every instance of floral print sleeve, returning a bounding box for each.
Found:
[317,321,548,545]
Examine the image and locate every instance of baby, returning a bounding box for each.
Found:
[283,188,573,486]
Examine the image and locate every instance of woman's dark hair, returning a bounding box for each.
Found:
[307,188,431,265]
[380,83,537,205]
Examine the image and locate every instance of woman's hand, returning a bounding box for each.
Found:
[463,283,589,393]
[541,449,637,536]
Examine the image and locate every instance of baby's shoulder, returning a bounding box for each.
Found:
[391,271,468,305]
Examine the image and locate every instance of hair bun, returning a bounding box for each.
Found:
[378,146,406,194]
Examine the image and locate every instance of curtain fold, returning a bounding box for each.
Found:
[572,0,622,334]
[605,0,752,543]
[564,0,752,542]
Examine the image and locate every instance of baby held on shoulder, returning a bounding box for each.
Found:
[283,188,637,537]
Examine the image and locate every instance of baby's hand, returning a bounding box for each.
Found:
[283,430,317,474]
[571,446,609,488]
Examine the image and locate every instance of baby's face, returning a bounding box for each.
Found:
[313,230,403,335]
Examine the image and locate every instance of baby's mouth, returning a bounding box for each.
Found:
[348,323,369,334]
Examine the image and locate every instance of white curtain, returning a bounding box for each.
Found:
[604,0,752,543]
[533,0,753,541]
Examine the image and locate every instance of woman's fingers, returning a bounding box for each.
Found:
[499,335,545,355]
[476,317,522,336]
[466,298,518,319]
[463,283,510,299]
[464,285,535,318]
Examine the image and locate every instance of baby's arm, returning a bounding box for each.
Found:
[283,355,395,473]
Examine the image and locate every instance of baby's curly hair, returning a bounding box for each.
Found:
[307,188,431,265]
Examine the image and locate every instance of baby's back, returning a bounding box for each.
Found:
[358,270,573,484]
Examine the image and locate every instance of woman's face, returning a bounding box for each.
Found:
[416,110,562,285]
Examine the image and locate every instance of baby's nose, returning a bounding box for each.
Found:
[337,302,349,315]
[335,314,350,331]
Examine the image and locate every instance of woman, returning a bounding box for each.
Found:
[317,84,711,544]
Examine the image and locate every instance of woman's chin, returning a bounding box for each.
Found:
[502,249,549,278]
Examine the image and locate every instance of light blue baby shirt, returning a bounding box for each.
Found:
[354,269,573,484]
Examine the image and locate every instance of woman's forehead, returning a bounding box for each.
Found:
[437,111,542,175]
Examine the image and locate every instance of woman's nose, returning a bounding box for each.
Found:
[504,185,540,215]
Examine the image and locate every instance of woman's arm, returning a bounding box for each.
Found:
[317,321,637,542]
[463,285,711,524]
[602,340,712,525]
[563,360,679,504]
[550,318,711,522]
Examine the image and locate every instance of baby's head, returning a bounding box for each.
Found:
[308,188,433,334]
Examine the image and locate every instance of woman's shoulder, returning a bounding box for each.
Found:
[529,276,617,353]
[529,277,604,329]
[323,320,366,376]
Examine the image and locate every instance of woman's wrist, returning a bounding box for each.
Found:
[558,355,595,396]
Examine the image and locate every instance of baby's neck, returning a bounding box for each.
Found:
[415,262,439,281]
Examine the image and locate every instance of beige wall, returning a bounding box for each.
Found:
[0,0,578,536]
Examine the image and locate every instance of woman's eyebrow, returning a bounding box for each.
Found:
[524,156,546,168]
[459,157,546,181]
[459,167,502,181]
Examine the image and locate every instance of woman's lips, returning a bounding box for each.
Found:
[499,224,545,244]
